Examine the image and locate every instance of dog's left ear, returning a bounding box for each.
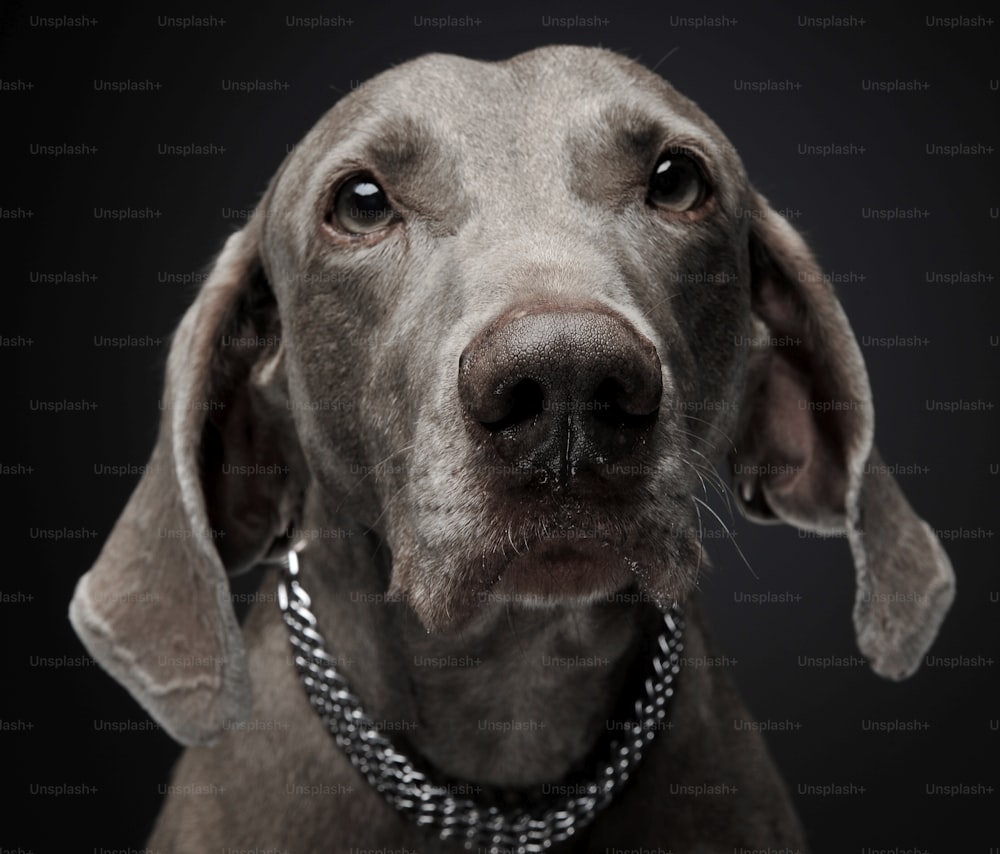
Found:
[730,191,954,680]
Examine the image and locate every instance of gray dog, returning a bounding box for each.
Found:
[70,46,955,852]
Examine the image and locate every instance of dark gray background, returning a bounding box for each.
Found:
[1,2,997,851]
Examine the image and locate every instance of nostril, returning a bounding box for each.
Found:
[479,379,545,433]
[592,378,660,431]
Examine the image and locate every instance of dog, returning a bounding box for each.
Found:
[69,46,955,852]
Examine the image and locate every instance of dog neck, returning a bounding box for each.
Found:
[288,498,660,788]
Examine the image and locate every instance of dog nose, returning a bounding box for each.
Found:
[458,303,662,481]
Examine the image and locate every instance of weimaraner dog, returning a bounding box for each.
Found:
[70,46,955,852]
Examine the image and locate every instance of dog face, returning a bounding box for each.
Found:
[269,48,751,629]
[70,46,955,747]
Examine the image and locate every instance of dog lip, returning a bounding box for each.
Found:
[493,536,635,600]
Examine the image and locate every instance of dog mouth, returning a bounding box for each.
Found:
[390,506,701,632]
[392,491,702,631]
[487,535,637,604]
[391,436,705,631]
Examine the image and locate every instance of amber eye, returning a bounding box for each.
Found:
[648,153,708,212]
[329,175,398,234]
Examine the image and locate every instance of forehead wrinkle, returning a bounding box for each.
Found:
[361,117,435,175]
[320,71,522,208]
[317,112,446,178]
[597,100,734,175]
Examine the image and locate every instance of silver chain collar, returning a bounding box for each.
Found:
[276,549,684,853]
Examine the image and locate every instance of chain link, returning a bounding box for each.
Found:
[277,550,684,853]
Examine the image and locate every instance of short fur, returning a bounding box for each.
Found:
[70,46,954,852]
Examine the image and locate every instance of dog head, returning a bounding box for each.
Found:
[70,46,955,746]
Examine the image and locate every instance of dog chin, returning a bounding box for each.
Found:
[492,538,637,603]
[394,529,702,633]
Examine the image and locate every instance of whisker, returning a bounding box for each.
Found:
[692,495,758,581]
[688,495,706,583]
[681,458,711,504]
[674,427,738,521]
[507,521,521,555]
[685,454,736,522]
[673,425,715,447]
[335,442,418,512]
[360,480,409,532]
[679,413,737,452]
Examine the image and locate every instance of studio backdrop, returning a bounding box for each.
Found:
[1,3,997,851]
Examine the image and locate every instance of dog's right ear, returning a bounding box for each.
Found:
[69,212,307,746]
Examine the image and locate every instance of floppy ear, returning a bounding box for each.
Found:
[69,213,307,746]
[730,192,955,680]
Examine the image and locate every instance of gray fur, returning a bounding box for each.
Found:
[69,46,954,851]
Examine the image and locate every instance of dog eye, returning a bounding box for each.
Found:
[648,153,707,213]
[330,175,397,234]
